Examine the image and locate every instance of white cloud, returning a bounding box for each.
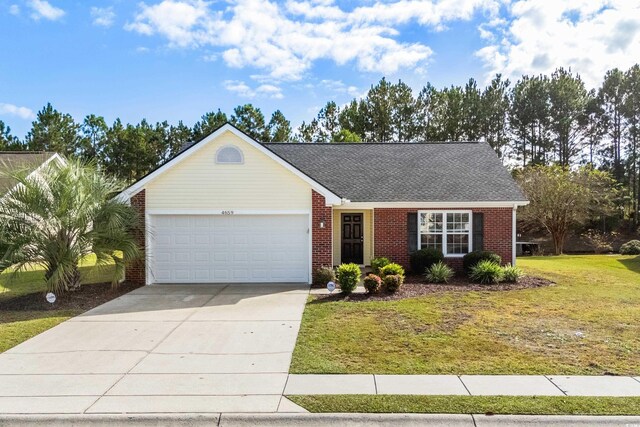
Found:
[91,7,115,27]
[223,80,284,99]
[126,0,499,81]
[477,0,640,87]
[0,103,35,120]
[8,4,20,15]
[27,0,65,21]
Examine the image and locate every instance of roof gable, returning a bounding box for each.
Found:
[119,123,342,204]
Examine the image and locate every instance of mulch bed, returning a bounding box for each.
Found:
[0,281,143,312]
[312,275,555,302]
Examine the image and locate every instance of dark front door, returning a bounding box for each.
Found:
[341,213,363,264]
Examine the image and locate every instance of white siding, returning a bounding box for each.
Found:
[146,131,312,210]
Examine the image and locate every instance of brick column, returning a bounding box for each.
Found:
[126,190,146,285]
[311,190,332,271]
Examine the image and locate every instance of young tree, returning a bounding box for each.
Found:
[516,165,617,254]
[26,103,80,156]
[0,159,141,292]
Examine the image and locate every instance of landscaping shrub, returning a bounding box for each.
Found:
[463,250,502,273]
[469,260,504,284]
[336,263,362,294]
[424,261,454,283]
[382,274,404,293]
[409,248,444,274]
[370,257,391,275]
[379,263,405,278]
[620,239,640,255]
[312,266,335,286]
[363,274,382,294]
[502,264,524,283]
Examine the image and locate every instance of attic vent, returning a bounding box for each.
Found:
[216,145,243,164]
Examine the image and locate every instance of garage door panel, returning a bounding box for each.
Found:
[150,214,309,283]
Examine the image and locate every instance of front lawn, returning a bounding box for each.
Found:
[291,255,640,375]
[288,395,640,415]
[0,256,129,353]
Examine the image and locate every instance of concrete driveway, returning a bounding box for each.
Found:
[0,283,310,414]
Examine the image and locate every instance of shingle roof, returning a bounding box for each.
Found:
[263,142,527,203]
[0,152,56,194]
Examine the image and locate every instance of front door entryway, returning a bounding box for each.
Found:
[341,213,363,264]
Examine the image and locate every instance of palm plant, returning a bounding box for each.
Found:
[0,159,141,293]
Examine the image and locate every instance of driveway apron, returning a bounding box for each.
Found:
[0,283,309,414]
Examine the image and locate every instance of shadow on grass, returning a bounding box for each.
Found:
[617,255,640,273]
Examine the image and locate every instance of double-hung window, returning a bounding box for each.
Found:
[418,211,472,256]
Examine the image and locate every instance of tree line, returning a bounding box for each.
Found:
[1,64,640,223]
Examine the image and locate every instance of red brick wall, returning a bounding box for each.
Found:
[125,190,146,285]
[373,207,513,272]
[312,190,333,271]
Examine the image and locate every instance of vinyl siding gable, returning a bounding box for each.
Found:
[146,131,312,210]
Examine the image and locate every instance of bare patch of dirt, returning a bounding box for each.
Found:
[312,275,555,303]
[0,282,143,312]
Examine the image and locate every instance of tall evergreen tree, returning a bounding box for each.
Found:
[599,68,627,181]
[479,74,511,159]
[0,121,23,151]
[26,103,80,156]
[78,114,108,161]
[267,110,292,142]
[548,68,588,166]
[192,109,228,141]
[230,104,267,141]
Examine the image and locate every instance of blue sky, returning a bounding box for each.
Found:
[1,0,639,138]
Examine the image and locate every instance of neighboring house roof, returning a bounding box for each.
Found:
[0,152,63,194]
[264,141,527,203]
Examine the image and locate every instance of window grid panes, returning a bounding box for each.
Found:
[419,211,471,256]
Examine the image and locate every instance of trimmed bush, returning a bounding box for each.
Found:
[424,261,454,283]
[470,260,504,284]
[363,274,382,294]
[382,274,404,293]
[409,248,444,274]
[336,263,361,294]
[312,266,335,286]
[370,257,391,275]
[620,239,640,255]
[379,262,405,278]
[502,264,524,283]
[463,250,502,273]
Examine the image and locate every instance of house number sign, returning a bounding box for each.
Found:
[221,210,234,215]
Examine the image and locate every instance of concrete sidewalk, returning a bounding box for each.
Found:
[285,374,640,396]
[1,413,640,426]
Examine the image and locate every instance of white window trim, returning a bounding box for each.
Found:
[215,144,244,164]
[418,210,473,258]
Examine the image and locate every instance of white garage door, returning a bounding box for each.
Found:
[150,214,310,283]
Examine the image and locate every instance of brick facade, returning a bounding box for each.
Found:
[311,190,333,271]
[373,207,514,272]
[126,190,146,285]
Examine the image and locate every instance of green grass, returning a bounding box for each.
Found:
[0,254,116,302]
[288,395,640,415]
[0,255,118,353]
[291,255,640,375]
